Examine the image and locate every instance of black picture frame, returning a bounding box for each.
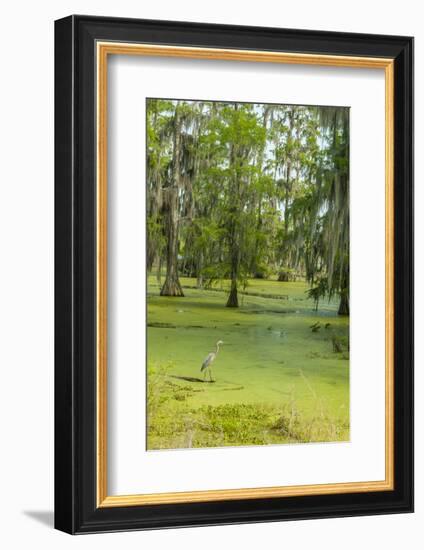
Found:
[55,14,414,534]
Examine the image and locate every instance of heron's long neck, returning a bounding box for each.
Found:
[215,343,220,354]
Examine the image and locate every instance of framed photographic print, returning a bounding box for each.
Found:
[54,15,413,534]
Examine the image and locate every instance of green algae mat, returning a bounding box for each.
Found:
[147,277,349,450]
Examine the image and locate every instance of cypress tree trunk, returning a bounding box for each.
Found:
[160,187,184,297]
[338,294,349,316]
[156,256,162,286]
[337,264,349,316]
[226,117,240,309]
[281,109,294,276]
[278,270,290,282]
[251,106,271,278]
[160,104,184,297]
[226,235,240,307]
[226,278,239,308]
[196,250,203,289]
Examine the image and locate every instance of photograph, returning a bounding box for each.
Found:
[146,98,350,451]
[52,12,413,535]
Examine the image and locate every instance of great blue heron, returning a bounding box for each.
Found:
[200,340,224,382]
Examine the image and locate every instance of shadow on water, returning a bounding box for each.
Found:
[170,375,214,384]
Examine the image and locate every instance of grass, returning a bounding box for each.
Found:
[147,276,349,450]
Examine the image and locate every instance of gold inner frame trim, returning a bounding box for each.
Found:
[96,41,395,508]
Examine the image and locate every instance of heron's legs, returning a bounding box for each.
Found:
[209,368,214,382]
